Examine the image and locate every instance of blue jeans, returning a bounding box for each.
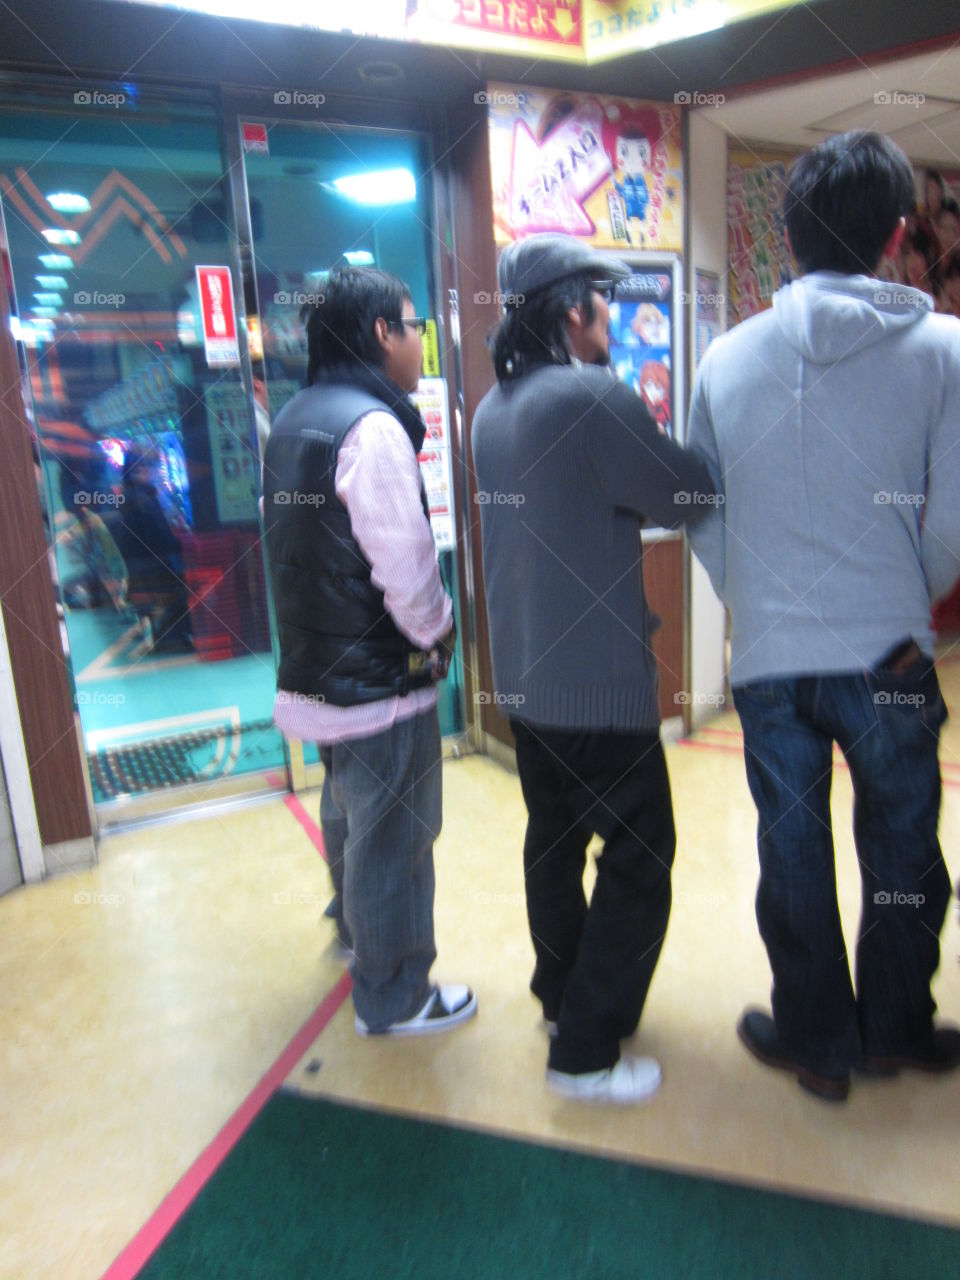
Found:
[319,709,441,1030]
[734,653,951,1074]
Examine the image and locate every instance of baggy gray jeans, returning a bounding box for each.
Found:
[319,708,442,1030]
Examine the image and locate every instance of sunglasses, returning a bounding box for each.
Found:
[389,316,429,336]
[591,280,618,303]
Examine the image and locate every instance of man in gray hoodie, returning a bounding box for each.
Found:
[688,131,960,1101]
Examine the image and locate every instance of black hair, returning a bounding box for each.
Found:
[925,169,945,192]
[940,197,960,218]
[488,271,597,382]
[783,130,915,275]
[304,266,411,384]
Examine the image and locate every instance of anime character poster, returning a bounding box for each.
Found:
[726,146,797,325]
[694,268,722,363]
[487,84,682,251]
[609,269,675,437]
[904,167,960,318]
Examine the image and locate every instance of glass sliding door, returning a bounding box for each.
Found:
[239,116,466,765]
[0,80,286,822]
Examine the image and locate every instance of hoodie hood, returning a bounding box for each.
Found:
[773,271,931,365]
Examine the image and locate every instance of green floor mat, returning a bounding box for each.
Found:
[135,1092,959,1279]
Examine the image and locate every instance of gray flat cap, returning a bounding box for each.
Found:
[497,234,630,306]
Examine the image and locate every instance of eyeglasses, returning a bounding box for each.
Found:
[591,281,618,303]
[389,316,429,336]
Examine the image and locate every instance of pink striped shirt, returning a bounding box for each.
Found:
[273,410,453,745]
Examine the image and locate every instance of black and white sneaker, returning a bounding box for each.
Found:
[355,983,478,1037]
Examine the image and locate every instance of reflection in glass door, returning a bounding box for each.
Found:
[240,117,466,765]
[0,83,286,819]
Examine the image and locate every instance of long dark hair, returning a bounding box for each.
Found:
[488,271,596,382]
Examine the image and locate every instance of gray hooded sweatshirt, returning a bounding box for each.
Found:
[687,272,960,686]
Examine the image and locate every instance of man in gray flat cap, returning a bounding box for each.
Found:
[471,234,714,1104]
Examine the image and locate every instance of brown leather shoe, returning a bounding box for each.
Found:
[737,1009,850,1102]
[860,1026,960,1077]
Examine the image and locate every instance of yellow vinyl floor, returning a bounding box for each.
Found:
[2,661,960,1279]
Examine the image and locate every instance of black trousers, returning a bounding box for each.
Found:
[511,720,676,1074]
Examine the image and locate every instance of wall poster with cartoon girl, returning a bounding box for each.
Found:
[608,262,680,440]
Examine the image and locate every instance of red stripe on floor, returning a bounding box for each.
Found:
[100,970,353,1280]
[284,792,327,862]
[677,737,744,755]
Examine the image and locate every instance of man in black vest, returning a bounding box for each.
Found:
[263,267,474,1037]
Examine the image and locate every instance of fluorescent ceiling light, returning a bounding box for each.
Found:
[35,275,69,289]
[46,192,91,214]
[34,292,64,305]
[344,250,376,265]
[32,306,60,317]
[39,253,73,269]
[330,168,415,205]
[41,228,81,245]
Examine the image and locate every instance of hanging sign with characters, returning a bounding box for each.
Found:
[411,378,456,552]
[195,265,240,367]
[487,84,682,251]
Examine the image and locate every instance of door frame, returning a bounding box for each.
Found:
[0,597,42,885]
[0,76,290,834]
[220,87,483,788]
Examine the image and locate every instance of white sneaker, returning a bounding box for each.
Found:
[355,983,478,1037]
[546,1055,662,1104]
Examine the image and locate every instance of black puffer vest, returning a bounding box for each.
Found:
[262,368,435,706]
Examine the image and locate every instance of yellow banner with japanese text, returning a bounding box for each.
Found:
[583,0,800,63]
[407,0,584,60]
[104,0,803,63]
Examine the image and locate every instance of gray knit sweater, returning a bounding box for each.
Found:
[471,362,715,730]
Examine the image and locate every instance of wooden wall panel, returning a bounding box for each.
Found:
[443,103,506,747]
[0,277,92,846]
[643,536,686,721]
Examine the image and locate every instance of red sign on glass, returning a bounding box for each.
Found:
[196,265,239,367]
[241,122,269,154]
